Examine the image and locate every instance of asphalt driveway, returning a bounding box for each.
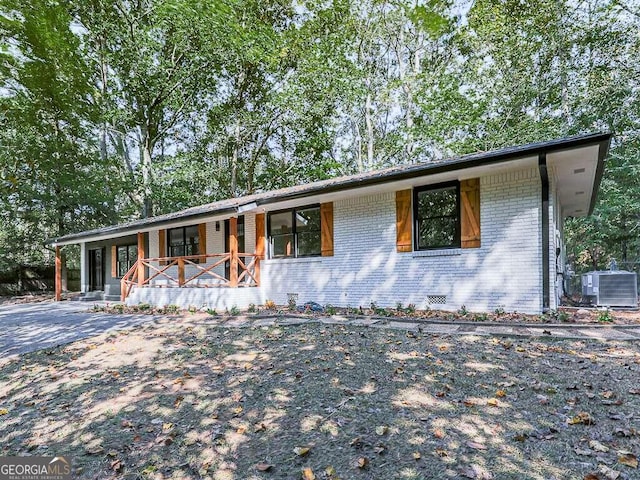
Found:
[0,301,159,358]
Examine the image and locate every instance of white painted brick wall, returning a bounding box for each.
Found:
[128,168,547,313]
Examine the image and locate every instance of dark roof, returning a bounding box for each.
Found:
[50,132,612,244]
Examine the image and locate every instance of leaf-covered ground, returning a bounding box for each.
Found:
[0,316,639,480]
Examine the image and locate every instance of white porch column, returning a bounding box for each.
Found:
[80,242,87,293]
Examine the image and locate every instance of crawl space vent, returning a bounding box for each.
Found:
[427,295,447,305]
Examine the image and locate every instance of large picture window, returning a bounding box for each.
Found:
[268,206,321,258]
[116,245,137,277]
[167,225,199,257]
[414,182,460,250]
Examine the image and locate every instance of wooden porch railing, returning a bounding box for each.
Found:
[120,252,260,302]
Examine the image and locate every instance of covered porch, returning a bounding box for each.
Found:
[53,213,266,303]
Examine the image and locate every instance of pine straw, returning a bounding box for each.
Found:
[0,316,639,480]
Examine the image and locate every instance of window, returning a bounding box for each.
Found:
[167,225,199,257]
[414,182,460,250]
[116,245,137,277]
[268,206,321,257]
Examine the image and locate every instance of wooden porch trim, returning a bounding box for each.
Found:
[137,232,145,287]
[229,217,238,287]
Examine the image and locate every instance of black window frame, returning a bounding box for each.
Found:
[267,205,322,258]
[413,181,461,250]
[116,244,138,278]
[167,225,200,259]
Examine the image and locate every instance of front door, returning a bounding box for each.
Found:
[89,248,105,291]
[225,216,245,280]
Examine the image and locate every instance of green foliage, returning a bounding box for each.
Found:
[457,305,468,316]
[597,309,614,323]
[248,303,257,313]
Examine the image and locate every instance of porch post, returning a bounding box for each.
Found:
[55,245,62,301]
[137,232,145,287]
[229,216,238,287]
[79,242,87,293]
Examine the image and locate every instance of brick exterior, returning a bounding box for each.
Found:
[128,167,549,313]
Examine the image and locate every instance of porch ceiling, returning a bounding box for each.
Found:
[547,143,606,218]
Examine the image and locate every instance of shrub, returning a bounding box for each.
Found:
[206,308,218,316]
[248,303,257,313]
[494,306,506,316]
[598,309,614,323]
[458,305,468,316]
[405,303,416,315]
[166,304,179,314]
[138,303,151,311]
[264,299,277,310]
[229,305,240,316]
[325,304,337,315]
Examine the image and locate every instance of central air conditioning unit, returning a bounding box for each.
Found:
[581,270,638,307]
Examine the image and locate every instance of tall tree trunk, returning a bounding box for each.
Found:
[365,80,374,169]
[141,126,154,218]
[231,117,240,197]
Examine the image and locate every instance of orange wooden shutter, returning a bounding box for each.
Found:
[198,223,207,259]
[111,245,117,277]
[255,213,266,258]
[396,190,412,252]
[460,178,481,248]
[320,202,334,256]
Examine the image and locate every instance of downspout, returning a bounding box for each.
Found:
[538,153,550,311]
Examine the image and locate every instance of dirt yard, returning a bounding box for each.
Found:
[0,315,639,480]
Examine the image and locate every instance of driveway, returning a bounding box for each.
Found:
[0,301,159,358]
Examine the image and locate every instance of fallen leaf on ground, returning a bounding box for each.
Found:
[255,463,273,472]
[375,425,388,436]
[434,428,445,439]
[466,441,487,450]
[568,412,595,425]
[598,464,621,479]
[486,398,498,407]
[618,453,638,468]
[356,457,368,469]
[294,447,310,456]
[110,459,122,473]
[495,389,506,397]
[589,440,609,452]
[0,409,8,415]
[575,448,592,456]
[412,451,421,460]
[461,464,493,479]
[301,467,315,479]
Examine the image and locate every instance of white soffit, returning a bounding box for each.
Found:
[547,145,600,218]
